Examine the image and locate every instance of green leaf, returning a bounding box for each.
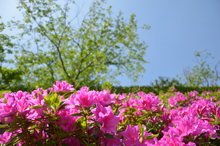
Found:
[0,124,9,128]
[104,134,114,139]
[72,116,83,128]
[29,105,47,109]
[138,123,144,139]
[63,91,75,99]
[216,130,220,136]
[88,118,101,127]
[57,103,69,111]
[11,0,149,89]
[137,115,148,121]
[50,93,57,102]
[53,95,61,110]
[53,115,61,120]
[4,98,7,103]
[120,106,131,110]
[70,113,82,116]
[78,138,88,146]
[59,120,68,123]
[6,126,21,132]
[90,130,100,136]
[195,132,208,141]
[81,120,87,128]
[144,133,159,140]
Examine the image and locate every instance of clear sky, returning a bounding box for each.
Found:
[1,0,220,86]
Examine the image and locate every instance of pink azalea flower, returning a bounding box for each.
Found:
[4,95,15,107]
[167,117,194,137]
[97,90,115,106]
[49,80,75,92]
[57,109,79,132]
[31,88,47,105]
[63,138,80,145]
[14,91,33,102]
[75,90,97,108]
[187,142,196,146]
[148,138,161,146]
[97,109,120,133]
[91,103,111,120]
[137,92,161,110]
[105,135,123,146]
[118,93,126,101]
[176,95,187,101]
[119,125,142,146]
[0,132,12,144]
[159,133,186,146]
[112,93,126,105]
[175,91,184,96]
[196,104,207,117]
[17,97,29,114]
[15,91,28,100]
[33,129,47,141]
[165,115,218,140]
[160,112,172,125]
[69,93,79,106]
[80,86,89,91]
[194,118,219,139]
[142,131,156,145]
[168,97,177,107]
[216,106,220,120]
[28,89,48,117]
[0,99,16,120]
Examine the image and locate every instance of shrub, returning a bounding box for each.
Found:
[0,82,220,145]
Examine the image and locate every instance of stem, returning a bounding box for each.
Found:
[101,132,104,146]
[54,121,62,146]
[43,131,46,146]
[86,116,90,146]
[19,118,32,144]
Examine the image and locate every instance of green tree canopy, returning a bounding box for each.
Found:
[180,50,220,87]
[150,76,184,88]
[6,0,149,90]
[0,17,24,91]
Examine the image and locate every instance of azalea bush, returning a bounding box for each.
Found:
[0,81,220,146]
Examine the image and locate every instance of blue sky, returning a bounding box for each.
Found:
[1,0,220,86]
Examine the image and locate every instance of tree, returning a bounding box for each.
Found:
[8,0,149,89]
[0,17,24,91]
[150,76,184,88]
[180,50,220,87]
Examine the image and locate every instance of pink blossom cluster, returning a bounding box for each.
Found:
[0,81,219,145]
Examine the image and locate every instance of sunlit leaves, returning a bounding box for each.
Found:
[180,50,220,87]
[7,0,149,90]
[44,93,61,111]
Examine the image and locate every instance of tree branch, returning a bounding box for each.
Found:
[32,12,75,85]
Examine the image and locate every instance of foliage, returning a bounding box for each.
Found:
[0,90,11,98]
[0,17,24,91]
[108,85,219,95]
[0,81,220,145]
[150,76,184,88]
[180,50,220,87]
[5,0,149,90]
[101,81,113,90]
